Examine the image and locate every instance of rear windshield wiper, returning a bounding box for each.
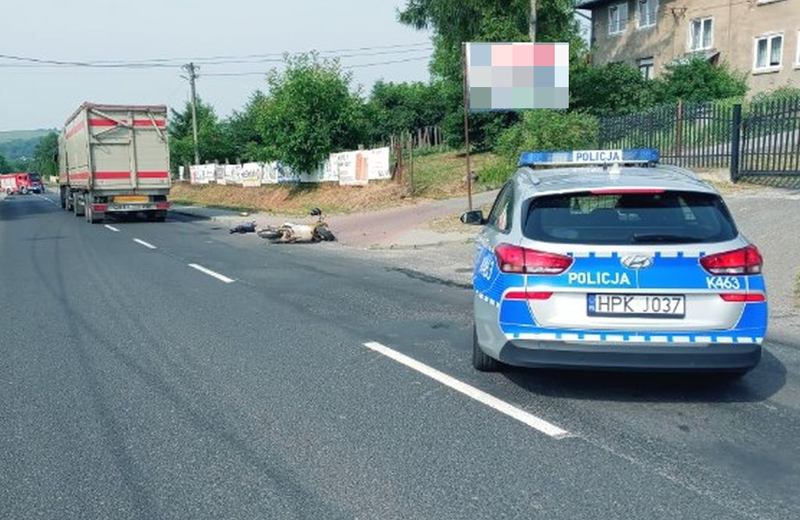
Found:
[631,233,704,244]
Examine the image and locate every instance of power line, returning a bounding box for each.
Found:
[202,55,433,77]
[111,41,433,64]
[0,42,433,69]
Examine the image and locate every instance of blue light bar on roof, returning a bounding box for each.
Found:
[518,148,660,167]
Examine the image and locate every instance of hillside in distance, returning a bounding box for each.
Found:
[0,129,57,160]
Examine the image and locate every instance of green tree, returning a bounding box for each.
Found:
[31,132,59,177]
[399,0,583,81]
[656,56,748,103]
[255,53,366,173]
[0,153,12,174]
[169,98,233,171]
[225,91,269,162]
[398,0,585,150]
[570,62,657,116]
[365,80,448,143]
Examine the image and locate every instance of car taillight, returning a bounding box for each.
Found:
[700,246,762,275]
[719,293,766,302]
[495,244,573,275]
[505,290,553,300]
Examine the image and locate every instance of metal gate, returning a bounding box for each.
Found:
[732,96,800,180]
[598,100,734,169]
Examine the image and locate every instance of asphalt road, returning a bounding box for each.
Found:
[2,191,799,520]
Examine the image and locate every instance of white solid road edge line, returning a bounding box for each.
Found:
[105,225,121,232]
[363,341,572,439]
[188,263,236,284]
[133,238,157,250]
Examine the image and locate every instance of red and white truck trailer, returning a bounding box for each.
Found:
[59,103,171,223]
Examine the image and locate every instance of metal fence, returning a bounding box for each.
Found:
[388,125,447,152]
[598,99,735,169]
[737,95,800,178]
[598,95,800,180]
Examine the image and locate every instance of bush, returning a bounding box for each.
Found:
[570,62,658,116]
[656,56,748,103]
[481,110,598,186]
[478,158,517,188]
[494,110,599,161]
[750,85,800,104]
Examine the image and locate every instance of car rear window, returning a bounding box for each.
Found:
[523,190,738,245]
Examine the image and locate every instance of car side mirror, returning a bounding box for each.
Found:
[460,210,485,225]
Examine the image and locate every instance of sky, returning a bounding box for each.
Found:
[0,0,435,132]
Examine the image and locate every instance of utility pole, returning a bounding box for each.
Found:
[529,0,537,42]
[182,62,200,165]
[462,43,473,211]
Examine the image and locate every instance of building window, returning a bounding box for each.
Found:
[638,0,658,29]
[754,34,783,70]
[608,2,629,35]
[689,17,713,51]
[638,57,655,79]
[796,30,800,66]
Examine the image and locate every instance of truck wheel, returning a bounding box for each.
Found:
[20,186,28,195]
[85,196,102,224]
[60,188,67,208]
[73,193,85,217]
[147,210,166,222]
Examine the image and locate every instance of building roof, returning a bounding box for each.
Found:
[577,0,615,9]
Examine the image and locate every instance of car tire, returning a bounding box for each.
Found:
[472,324,503,372]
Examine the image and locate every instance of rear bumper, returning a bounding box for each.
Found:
[496,340,762,372]
[100,203,171,213]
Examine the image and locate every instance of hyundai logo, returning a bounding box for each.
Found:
[621,254,653,270]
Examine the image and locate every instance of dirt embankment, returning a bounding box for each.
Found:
[169,151,503,216]
[169,181,421,216]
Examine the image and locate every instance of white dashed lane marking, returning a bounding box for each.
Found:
[133,239,157,250]
[188,263,235,284]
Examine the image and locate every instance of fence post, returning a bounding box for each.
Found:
[393,139,404,183]
[675,98,683,157]
[408,135,415,195]
[730,104,742,183]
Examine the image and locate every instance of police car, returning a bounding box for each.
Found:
[461,149,767,375]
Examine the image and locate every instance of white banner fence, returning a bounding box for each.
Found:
[187,146,390,187]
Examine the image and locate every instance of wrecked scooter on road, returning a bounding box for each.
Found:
[257,207,336,244]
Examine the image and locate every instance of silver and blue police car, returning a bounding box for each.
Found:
[462,149,768,375]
